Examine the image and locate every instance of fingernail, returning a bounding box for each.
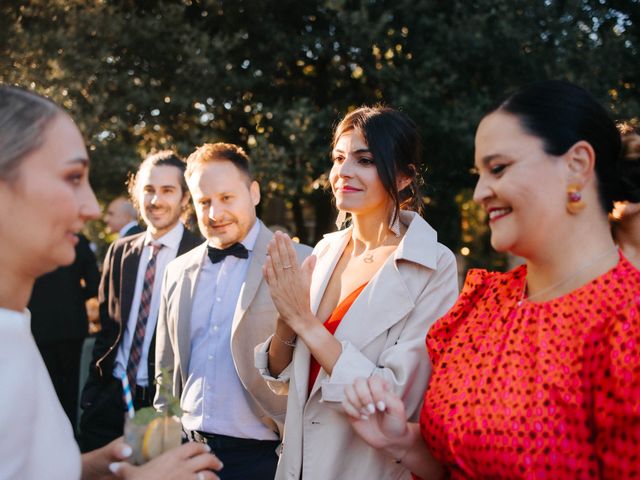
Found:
[108,462,121,474]
[360,414,369,420]
[120,445,132,457]
[203,444,211,452]
[367,403,375,414]
[377,401,386,412]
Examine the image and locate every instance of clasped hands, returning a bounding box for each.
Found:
[342,376,411,460]
[263,231,317,334]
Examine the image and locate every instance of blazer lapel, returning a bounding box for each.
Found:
[231,222,273,335]
[120,235,145,325]
[176,244,207,382]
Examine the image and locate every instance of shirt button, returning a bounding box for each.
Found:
[216,297,222,302]
[213,325,219,331]
[205,414,210,419]
[208,355,213,360]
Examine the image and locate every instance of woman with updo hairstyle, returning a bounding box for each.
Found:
[612,122,640,268]
[0,86,221,479]
[343,81,640,479]
[255,105,459,479]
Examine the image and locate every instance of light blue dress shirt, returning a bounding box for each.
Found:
[181,221,277,440]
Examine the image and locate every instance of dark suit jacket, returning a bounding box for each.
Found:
[29,234,100,345]
[82,227,202,406]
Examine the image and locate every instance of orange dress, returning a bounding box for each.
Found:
[308,283,368,395]
[419,253,640,479]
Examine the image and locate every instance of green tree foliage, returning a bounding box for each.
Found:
[1,0,638,263]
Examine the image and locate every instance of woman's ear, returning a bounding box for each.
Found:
[396,165,416,192]
[564,140,596,184]
[396,175,412,192]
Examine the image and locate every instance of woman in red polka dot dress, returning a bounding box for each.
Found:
[341,81,640,479]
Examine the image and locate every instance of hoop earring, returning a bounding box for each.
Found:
[389,206,401,237]
[566,184,586,214]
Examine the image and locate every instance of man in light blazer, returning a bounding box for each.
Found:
[79,151,201,452]
[154,143,311,480]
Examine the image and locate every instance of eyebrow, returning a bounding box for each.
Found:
[66,158,89,167]
[332,148,371,154]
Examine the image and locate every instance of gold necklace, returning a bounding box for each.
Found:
[352,235,392,264]
[518,246,618,306]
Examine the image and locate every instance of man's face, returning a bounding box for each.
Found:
[105,198,132,234]
[188,160,260,249]
[136,164,188,238]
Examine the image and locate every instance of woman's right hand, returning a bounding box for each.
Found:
[342,376,410,454]
[109,442,223,480]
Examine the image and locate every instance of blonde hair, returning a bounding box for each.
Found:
[0,86,62,181]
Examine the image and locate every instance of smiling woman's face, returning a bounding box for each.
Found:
[330,128,390,217]
[0,113,99,276]
[472,111,568,257]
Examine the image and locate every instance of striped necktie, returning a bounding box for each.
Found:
[126,242,163,391]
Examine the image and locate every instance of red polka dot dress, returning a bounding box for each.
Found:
[419,253,640,479]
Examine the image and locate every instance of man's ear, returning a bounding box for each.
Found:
[181,190,190,208]
[564,140,596,185]
[250,180,261,206]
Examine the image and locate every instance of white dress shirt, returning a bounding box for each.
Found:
[114,222,185,386]
[0,308,81,480]
[181,221,277,440]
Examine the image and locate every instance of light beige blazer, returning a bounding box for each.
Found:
[154,221,312,436]
[256,211,459,479]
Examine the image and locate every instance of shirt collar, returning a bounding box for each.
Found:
[118,220,139,237]
[239,219,260,252]
[144,222,184,250]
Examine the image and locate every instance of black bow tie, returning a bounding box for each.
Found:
[207,242,249,264]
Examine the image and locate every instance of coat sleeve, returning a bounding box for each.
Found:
[77,234,100,300]
[87,241,119,381]
[253,241,313,395]
[254,335,292,395]
[320,247,459,419]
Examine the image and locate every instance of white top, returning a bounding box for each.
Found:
[181,220,277,440]
[114,222,185,386]
[0,307,81,480]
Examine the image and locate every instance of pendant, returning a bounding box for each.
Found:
[363,253,374,263]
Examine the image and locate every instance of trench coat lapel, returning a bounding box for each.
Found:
[294,228,350,405]
[307,211,439,398]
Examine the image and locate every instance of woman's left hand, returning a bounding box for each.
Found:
[263,232,317,332]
